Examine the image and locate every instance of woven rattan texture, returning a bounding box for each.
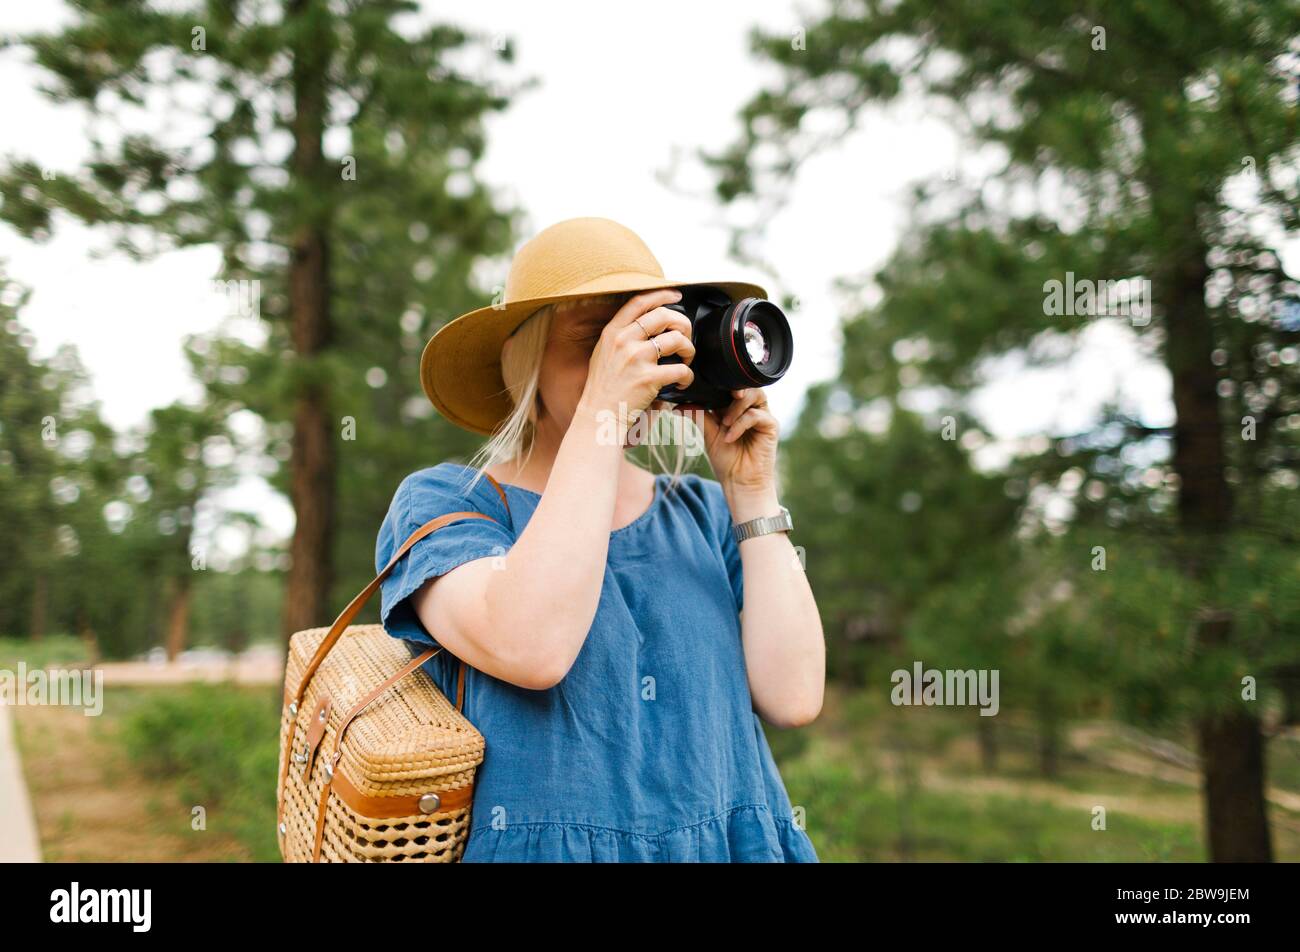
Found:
[278,624,484,862]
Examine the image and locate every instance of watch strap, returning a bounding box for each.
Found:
[733,506,792,544]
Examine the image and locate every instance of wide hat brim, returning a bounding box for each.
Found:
[420,272,768,436]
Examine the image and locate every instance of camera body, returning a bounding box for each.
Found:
[655,285,793,410]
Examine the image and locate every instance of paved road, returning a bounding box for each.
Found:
[0,700,42,862]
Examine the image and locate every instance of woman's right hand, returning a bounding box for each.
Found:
[577,288,696,435]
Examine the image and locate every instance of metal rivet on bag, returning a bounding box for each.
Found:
[324,762,334,779]
[278,822,286,837]
[288,703,298,717]
[319,709,327,722]
[418,793,441,815]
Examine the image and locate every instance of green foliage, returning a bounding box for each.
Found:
[188,568,284,654]
[782,396,1019,681]
[0,282,264,657]
[789,778,1207,862]
[119,684,281,861]
[0,634,88,670]
[0,273,139,646]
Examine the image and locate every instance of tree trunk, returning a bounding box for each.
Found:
[164,577,192,664]
[1192,610,1272,861]
[78,609,99,665]
[282,0,336,640]
[1276,663,1300,727]
[1196,712,1271,860]
[29,572,47,641]
[1163,240,1272,862]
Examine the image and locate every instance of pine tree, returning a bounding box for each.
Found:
[0,268,133,650]
[714,0,1299,861]
[0,0,519,637]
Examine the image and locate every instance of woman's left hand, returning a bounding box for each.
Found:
[659,388,779,496]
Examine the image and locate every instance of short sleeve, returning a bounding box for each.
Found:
[375,463,516,651]
[701,477,744,614]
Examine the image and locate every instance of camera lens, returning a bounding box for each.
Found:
[726,298,791,384]
[655,286,792,409]
[743,320,769,365]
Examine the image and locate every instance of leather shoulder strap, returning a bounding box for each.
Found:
[288,469,512,709]
[481,470,510,513]
[288,510,496,707]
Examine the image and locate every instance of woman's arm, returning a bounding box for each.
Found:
[409,404,620,690]
[725,483,826,729]
[689,383,825,729]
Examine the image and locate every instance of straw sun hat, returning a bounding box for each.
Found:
[419,216,768,435]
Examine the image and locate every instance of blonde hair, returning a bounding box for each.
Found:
[459,293,697,499]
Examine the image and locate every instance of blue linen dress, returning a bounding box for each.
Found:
[375,460,818,863]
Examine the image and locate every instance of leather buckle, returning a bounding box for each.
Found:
[302,695,333,778]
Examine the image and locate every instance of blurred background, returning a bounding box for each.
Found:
[0,0,1297,863]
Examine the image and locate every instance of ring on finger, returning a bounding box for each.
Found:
[649,336,662,359]
[634,317,649,339]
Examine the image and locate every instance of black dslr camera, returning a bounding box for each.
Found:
[654,285,793,410]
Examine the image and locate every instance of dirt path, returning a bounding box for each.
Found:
[1070,722,1300,815]
[91,656,282,687]
[13,699,254,862]
[872,743,1202,825]
[925,761,1200,824]
[856,715,1300,834]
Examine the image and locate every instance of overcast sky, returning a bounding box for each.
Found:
[4,1,1288,552]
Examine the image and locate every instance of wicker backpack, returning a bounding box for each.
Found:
[276,474,510,862]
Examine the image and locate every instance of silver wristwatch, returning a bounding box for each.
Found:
[733,505,793,544]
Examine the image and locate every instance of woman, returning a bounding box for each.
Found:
[376,217,825,862]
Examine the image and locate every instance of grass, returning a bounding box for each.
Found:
[116,684,282,861]
[1269,736,1300,792]
[776,739,1205,861]
[786,771,1203,862]
[0,634,90,671]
